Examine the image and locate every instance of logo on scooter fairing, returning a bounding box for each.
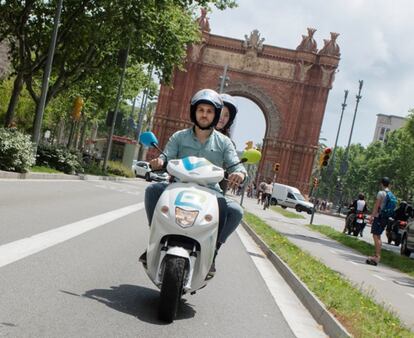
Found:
[175,190,207,210]
[182,157,209,171]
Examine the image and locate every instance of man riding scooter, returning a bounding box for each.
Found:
[140,88,247,278]
[343,193,368,236]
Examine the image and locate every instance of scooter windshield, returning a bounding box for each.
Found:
[167,156,224,186]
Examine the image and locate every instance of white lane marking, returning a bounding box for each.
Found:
[373,274,386,281]
[329,249,338,254]
[236,227,327,338]
[349,261,358,266]
[0,203,144,268]
[408,293,414,300]
[93,184,141,196]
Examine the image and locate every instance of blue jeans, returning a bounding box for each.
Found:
[144,182,243,244]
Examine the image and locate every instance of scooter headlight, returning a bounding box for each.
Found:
[175,207,199,228]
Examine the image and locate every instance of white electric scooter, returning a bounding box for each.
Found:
[139,132,261,322]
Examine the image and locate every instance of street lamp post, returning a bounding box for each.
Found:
[32,0,63,150]
[136,65,154,145]
[328,90,349,177]
[103,41,131,172]
[337,80,364,211]
[218,64,229,94]
[328,90,348,203]
[340,80,364,175]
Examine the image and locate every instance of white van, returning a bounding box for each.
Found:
[270,183,314,214]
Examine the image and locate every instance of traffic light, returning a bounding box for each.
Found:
[273,162,280,172]
[313,177,318,188]
[319,147,332,168]
[71,96,84,121]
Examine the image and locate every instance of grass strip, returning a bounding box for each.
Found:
[30,165,63,174]
[244,211,413,338]
[307,224,414,279]
[270,205,305,219]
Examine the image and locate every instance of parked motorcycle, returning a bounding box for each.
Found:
[386,218,408,246]
[139,132,261,322]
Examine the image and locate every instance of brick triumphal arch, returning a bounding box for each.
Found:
[151,12,340,193]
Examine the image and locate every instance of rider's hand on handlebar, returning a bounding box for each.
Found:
[150,158,164,171]
[227,172,245,190]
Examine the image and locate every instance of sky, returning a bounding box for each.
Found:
[207,0,414,150]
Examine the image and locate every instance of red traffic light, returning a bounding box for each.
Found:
[324,147,332,154]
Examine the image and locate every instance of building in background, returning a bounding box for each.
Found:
[373,114,407,142]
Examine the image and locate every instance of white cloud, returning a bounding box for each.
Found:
[208,0,414,147]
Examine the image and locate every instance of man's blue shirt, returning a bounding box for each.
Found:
[160,128,247,191]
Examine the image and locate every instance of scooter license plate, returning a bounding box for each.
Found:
[356,219,363,224]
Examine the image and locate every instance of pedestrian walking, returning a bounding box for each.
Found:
[366,177,397,266]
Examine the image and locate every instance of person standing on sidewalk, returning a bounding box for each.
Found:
[258,180,266,205]
[366,177,397,265]
[262,178,273,210]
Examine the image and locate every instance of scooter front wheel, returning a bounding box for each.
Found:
[158,255,186,323]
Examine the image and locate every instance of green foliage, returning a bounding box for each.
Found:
[0,0,236,132]
[36,144,83,174]
[107,161,134,178]
[405,109,414,139]
[316,125,414,207]
[244,212,413,337]
[30,165,63,174]
[82,162,107,176]
[270,206,305,219]
[0,127,36,172]
[0,77,36,130]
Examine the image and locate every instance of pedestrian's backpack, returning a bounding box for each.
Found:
[380,191,397,218]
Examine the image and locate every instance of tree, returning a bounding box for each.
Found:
[0,0,237,128]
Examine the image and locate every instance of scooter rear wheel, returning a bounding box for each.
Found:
[158,255,186,323]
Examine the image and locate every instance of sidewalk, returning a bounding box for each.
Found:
[240,195,414,331]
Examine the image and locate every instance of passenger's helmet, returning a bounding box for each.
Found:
[190,89,223,130]
[219,93,238,131]
[400,201,408,209]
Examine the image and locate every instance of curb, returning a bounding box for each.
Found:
[241,219,352,338]
[0,170,136,182]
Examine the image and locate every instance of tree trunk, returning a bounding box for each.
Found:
[67,120,76,149]
[4,73,24,127]
[78,120,88,151]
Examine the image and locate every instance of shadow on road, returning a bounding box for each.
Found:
[61,284,196,324]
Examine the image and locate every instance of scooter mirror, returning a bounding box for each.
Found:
[140,131,158,147]
[241,148,262,164]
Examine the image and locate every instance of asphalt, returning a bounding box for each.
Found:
[0,178,298,338]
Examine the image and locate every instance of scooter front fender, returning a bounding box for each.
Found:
[166,246,190,259]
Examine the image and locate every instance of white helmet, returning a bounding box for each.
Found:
[190,89,223,130]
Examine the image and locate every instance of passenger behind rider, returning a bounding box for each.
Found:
[216,93,237,137]
[343,193,367,234]
[216,93,238,194]
[141,89,247,278]
[394,201,409,222]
